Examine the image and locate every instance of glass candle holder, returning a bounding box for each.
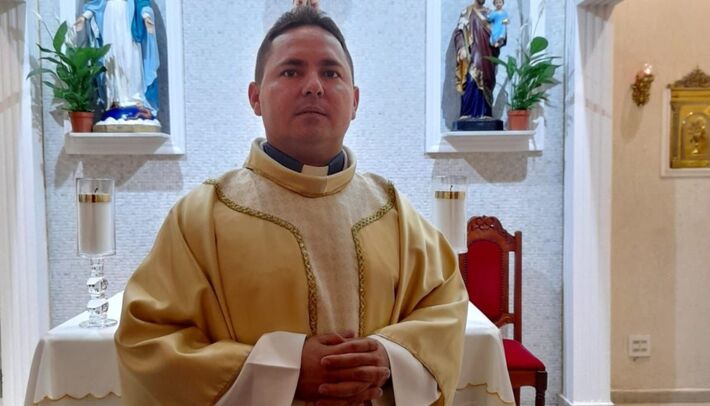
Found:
[76,178,117,328]
[432,175,468,253]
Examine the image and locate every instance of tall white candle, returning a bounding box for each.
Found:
[78,193,114,256]
[433,190,466,253]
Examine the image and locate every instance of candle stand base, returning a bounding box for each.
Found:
[80,318,118,328]
[80,257,117,329]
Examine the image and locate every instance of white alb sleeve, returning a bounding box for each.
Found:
[370,335,440,405]
[215,331,306,406]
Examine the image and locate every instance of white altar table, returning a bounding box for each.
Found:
[26,296,513,405]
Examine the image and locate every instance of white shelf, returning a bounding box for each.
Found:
[427,129,540,154]
[64,132,180,155]
[426,125,543,154]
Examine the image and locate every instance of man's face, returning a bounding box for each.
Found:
[249,26,359,166]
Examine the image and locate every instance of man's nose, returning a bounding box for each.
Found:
[302,72,324,97]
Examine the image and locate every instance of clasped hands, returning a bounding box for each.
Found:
[296,331,391,406]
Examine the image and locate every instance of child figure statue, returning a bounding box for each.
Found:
[488,0,509,48]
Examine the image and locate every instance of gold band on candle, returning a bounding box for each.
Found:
[435,191,465,200]
[78,194,112,203]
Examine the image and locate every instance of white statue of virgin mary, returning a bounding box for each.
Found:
[75,0,160,131]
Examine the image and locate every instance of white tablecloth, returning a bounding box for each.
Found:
[25,294,123,406]
[456,303,515,405]
[26,296,513,405]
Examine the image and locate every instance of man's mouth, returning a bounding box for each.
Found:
[296,107,327,116]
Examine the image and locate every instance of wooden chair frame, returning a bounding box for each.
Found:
[458,216,547,406]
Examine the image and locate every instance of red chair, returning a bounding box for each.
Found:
[458,216,547,406]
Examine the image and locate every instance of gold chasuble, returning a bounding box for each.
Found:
[115,139,468,405]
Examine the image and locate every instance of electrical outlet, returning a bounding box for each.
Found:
[628,334,651,358]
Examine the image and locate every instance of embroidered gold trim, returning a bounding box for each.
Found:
[205,179,318,335]
[351,183,396,336]
[35,391,120,403]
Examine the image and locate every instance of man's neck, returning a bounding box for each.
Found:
[262,142,346,175]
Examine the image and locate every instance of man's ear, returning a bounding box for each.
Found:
[248,82,262,116]
[351,86,360,120]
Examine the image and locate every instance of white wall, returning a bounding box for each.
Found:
[1,1,50,403]
[612,0,710,398]
[36,1,566,403]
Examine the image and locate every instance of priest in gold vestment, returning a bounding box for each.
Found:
[115,7,468,406]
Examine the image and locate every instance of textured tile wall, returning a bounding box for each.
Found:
[39,1,563,404]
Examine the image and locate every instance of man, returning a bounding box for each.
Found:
[115,6,467,405]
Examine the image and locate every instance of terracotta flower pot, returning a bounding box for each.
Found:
[69,111,94,133]
[507,110,530,131]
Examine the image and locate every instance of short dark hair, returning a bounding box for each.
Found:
[254,6,354,83]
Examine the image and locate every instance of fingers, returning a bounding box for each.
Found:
[324,366,390,385]
[327,338,378,356]
[315,387,384,406]
[317,333,349,346]
[322,352,381,369]
[315,330,356,345]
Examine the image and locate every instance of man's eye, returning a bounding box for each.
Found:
[282,70,298,77]
[324,70,340,79]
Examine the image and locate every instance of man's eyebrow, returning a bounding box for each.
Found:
[277,58,306,67]
[275,58,345,68]
[319,58,345,68]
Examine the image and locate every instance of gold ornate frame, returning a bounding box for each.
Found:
[668,68,710,169]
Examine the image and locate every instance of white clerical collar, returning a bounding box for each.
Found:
[261,141,347,176]
[301,164,330,176]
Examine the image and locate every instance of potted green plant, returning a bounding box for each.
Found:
[27,21,110,132]
[487,36,560,130]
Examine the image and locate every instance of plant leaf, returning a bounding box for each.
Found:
[42,80,58,90]
[53,21,68,54]
[485,56,504,66]
[96,44,111,59]
[506,57,516,80]
[37,44,57,55]
[529,36,548,55]
[40,56,64,66]
[26,67,56,80]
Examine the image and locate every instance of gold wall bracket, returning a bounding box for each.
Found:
[631,64,655,107]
